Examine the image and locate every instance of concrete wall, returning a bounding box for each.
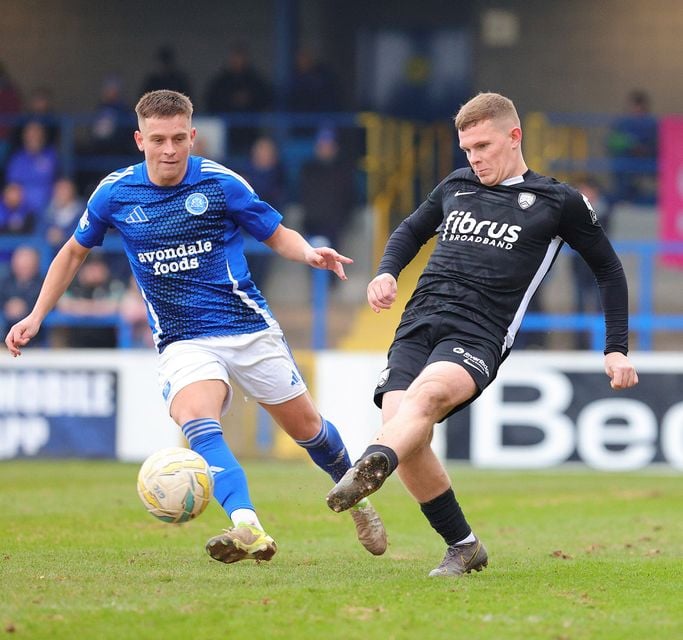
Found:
[473,0,683,117]
[1,0,277,111]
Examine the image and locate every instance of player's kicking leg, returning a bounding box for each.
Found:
[262,393,387,556]
[326,447,395,512]
[294,417,387,556]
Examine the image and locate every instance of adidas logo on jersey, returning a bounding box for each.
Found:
[126,206,149,223]
[441,210,521,250]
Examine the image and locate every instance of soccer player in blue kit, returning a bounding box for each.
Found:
[4,90,387,563]
[326,92,639,577]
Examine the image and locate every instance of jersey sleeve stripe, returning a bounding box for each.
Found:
[200,159,254,193]
[87,166,135,203]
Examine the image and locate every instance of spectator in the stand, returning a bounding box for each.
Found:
[299,127,355,252]
[243,136,287,211]
[140,45,192,96]
[5,120,58,216]
[118,274,154,348]
[44,177,85,251]
[77,75,136,193]
[11,86,59,151]
[241,136,288,289]
[0,183,35,234]
[205,43,273,154]
[571,176,613,349]
[288,49,341,112]
[0,245,42,335]
[606,90,658,205]
[85,75,135,155]
[0,61,22,166]
[56,253,125,348]
[205,43,273,113]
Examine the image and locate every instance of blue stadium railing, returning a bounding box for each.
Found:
[3,235,681,351]
[0,233,331,350]
[522,241,683,351]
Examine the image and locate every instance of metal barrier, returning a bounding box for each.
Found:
[0,233,330,350]
[520,241,683,350]
[4,239,679,352]
[359,113,454,265]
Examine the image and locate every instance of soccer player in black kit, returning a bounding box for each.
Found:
[326,92,639,577]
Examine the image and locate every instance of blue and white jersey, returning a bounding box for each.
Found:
[74,156,282,352]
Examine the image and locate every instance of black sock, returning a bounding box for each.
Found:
[358,444,398,474]
[420,487,472,546]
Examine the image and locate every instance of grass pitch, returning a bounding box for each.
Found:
[1,460,681,639]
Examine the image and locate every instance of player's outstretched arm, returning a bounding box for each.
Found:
[5,237,91,357]
[263,224,353,280]
[604,352,639,390]
[367,273,397,313]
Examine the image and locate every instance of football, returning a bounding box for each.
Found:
[137,447,214,523]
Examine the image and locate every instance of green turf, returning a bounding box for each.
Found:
[1,460,681,639]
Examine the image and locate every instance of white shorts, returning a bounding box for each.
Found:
[157,325,308,416]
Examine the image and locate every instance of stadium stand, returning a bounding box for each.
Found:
[0,110,681,351]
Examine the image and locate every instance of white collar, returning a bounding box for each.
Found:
[500,175,525,186]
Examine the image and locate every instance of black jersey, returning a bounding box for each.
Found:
[377,168,629,355]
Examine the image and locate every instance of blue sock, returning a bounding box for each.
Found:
[181,418,254,517]
[295,417,351,483]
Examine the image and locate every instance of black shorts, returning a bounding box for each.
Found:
[373,313,507,419]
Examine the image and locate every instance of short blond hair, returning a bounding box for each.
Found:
[454,92,519,131]
[135,90,193,122]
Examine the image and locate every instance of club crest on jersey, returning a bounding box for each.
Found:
[518,192,536,210]
[185,193,209,215]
